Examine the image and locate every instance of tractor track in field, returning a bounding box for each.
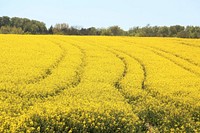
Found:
[113,54,128,90]
[110,47,200,128]
[116,40,200,105]
[95,40,197,104]
[139,46,200,77]
[61,39,132,93]
[176,41,200,48]
[59,39,136,97]
[114,49,147,90]
[120,38,200,64]
[82,42,133,93]
[26,43,66,84]
[87,42,147,95]
[54,39,87,89]
[95,45,162,131]
[120,38,200,77]
[89,40,199,104]
[2,42,87,125]
[119,39,200,77]
[5,40,67,86]
[81,39,147,92]
[8,42,87,125]
[0,42,86,100]
[75,40,200,130]
[32,42,87,99]
[62,40,141,102]
[71,41,156,130]
[146,45,200,67]
[107,48,177,104]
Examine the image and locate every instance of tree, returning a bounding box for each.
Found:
[128,27,140,36]
[0,16,46,34]
[0,26,23,34]
[53,23,70,34]
[177,31,190,38]
[169,25,184,37]
[10,17,23,27]
[98,28,112,36]
[48,25,53,34]
[157,26,169,37]
[87,27,97,35]
[0,16,10,27]
[0,17,2,27]
[108,26,125,36]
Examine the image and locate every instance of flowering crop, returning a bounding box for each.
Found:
[0,35,199,132]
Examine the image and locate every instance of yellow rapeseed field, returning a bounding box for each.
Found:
[0,35,200,132]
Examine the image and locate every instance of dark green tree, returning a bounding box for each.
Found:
[108,26,125,36]
[48,25,53,34]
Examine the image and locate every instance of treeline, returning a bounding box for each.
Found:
[49,24,125,36]
[50,23,200,38]
[0,16,47,34]
[128,25,200,38]
[1,16,200,38]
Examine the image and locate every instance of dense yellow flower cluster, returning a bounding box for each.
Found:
[0,35,199,132]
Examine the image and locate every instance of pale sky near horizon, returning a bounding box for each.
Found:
[0,0,200,30]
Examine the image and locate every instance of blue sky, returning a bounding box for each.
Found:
[0,0,200,30]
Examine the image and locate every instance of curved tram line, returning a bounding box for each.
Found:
[139,45,200,77]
